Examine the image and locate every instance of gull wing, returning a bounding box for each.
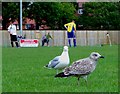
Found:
[64,58,94,75]
[48,56,60,68]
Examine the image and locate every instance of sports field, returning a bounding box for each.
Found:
[2,45,118,92]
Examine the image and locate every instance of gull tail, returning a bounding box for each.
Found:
[55,72,72,77]
[44,64,50,68]
[45,64,48,67]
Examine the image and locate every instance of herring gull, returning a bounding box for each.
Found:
[55,52,104,85]
[45,46,70,74]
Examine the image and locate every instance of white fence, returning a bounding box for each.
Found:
[0,30,119,47]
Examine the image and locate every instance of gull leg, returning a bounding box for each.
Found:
[56,69,58,74]
[77,77,80,85]
[83,76,88,87]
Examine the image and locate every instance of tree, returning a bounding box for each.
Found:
[2,2,19,29]
[2,2,33,30]
[27,2,77,29]
[78,2,120,30]
[2,2,77,30]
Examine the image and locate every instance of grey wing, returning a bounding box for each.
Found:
[48,56,60,68]
[64,58,93,75]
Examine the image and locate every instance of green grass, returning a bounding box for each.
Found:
[2,45,118,92]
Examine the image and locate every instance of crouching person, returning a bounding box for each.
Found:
[42,33,53,46]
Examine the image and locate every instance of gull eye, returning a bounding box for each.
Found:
[93,54,98,56]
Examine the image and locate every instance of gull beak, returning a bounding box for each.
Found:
[100,56,104,58]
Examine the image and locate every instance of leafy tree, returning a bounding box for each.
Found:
[3,2,120,30]
[2,2,77,30]
[78,2,120,30]
[27,2,77,29]
[2,2,19,29]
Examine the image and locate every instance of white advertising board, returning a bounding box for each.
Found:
[20,39,39,47]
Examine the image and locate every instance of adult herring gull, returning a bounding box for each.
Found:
[45,46,70,74]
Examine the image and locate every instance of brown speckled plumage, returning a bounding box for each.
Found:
[55,52,104,85]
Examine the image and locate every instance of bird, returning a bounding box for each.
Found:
[45,46,70,74]
[55,52,104,85]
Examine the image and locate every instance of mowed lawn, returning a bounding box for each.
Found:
[2,45,118,92]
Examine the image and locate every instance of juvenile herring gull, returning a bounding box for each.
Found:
[55,52,104,85]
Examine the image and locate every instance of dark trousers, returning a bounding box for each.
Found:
[67,31,76,47]
[42,39,49,46]
[10,34,19,47]
[68,38,76,47]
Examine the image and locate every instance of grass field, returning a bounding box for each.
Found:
[2,45,118,92]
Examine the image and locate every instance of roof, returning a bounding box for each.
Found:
[0,16,2,20]
[25,18,36,24]
[77,0,89,2]
[13,18,35,24]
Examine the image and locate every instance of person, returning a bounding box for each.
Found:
[8,20,19,47]
[106,32,112,46]
[42,32,53,46]
[64,20,77,47]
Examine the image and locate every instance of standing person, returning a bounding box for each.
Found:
[8,20,19,47]
[64,20,77,47]
[106,32,112,46]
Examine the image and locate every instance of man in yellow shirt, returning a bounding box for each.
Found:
[64,20,76,47]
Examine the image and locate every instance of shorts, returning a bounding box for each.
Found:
[10,34,17,41]
[67,31,76,38]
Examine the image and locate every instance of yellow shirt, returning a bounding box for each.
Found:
[64,22,76,32]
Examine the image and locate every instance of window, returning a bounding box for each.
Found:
[78,8,83,15]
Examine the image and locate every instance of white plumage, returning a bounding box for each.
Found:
[45,46,70,74]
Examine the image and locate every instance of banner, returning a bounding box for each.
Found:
[20,39,39,47]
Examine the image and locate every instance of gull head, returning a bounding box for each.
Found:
[63,46,68,52]
[90,52,104,61]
